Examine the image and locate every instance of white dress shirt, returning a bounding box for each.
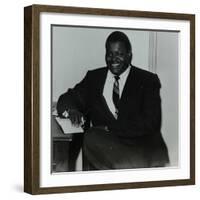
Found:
[103,66,131,117]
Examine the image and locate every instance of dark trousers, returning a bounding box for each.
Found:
[83,127,169,170]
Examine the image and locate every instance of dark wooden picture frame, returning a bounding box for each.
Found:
[24,4,195,194]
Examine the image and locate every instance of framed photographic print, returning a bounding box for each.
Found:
[24,4,195,194]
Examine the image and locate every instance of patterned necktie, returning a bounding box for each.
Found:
[112,75,120,118]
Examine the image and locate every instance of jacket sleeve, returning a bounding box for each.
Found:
[56,71,90,116]
[109,74,162,138]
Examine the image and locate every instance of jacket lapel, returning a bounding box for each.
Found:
[119,66,142,112]
[94,68,117,120]
[101,69,117,120]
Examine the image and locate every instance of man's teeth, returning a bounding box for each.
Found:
[112,64,119,67]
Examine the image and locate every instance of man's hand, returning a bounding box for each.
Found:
[68,109,84,127]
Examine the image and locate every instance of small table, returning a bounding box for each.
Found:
[51,116,83,172]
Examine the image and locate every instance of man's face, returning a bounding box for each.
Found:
[106,41,131,76]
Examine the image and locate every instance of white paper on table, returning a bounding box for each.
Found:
[55,117,83,134]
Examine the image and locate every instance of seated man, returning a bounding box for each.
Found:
[57,31,169,170]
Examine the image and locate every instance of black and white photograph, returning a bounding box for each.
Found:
[24,5,195,194]
[51,26,179,173]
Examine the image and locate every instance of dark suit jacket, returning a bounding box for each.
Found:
[57,66,161,138]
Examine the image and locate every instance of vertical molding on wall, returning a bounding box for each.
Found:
[148,32,157,73]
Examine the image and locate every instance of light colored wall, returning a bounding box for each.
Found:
[52,26,150,101]
[155,32,179,166]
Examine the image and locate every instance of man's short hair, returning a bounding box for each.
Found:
[105,31,132,52]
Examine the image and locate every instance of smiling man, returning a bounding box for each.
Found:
[57,31,169,170]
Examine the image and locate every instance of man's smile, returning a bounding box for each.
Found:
[111,63,120,67]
